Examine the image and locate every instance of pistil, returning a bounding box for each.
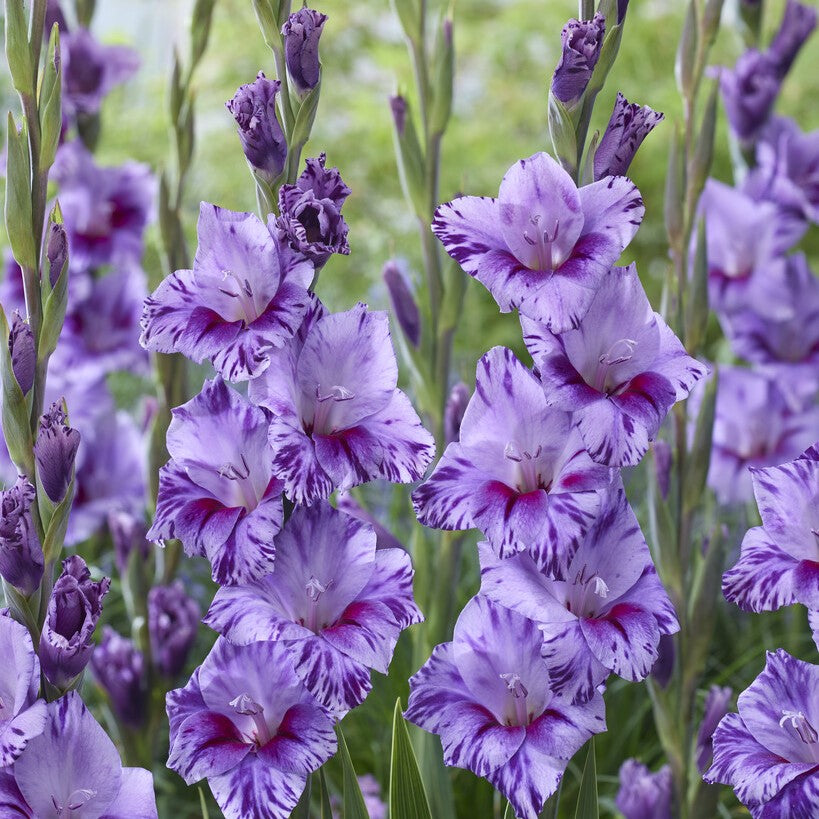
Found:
[500,672,530,726]
[230,693,272,746]
[219,269,258,322]
[504,441,545,493]
[523,215,561,271]
[305,576,330,632]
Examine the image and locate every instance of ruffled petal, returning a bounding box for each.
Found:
[540,620,609,705]
[208,757,307,819]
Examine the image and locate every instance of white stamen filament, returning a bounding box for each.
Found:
[217,454,258,509]
[52,789,97,818]
[305,576,331,632]
[593,338,638,393]
[504,441,545,493]
[312,385,355,434]
[219,269,258,322]
[522,215,561,271]
[230,693,272,746]
[780,710,819,744]
[500,672,530,726]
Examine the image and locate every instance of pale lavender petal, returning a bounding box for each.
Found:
[208,757,307,819]
[540,620,609,704]
[101,768,158,819]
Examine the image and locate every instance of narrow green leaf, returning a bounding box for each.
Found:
[390,699,432,819]
[319,767,333,819]
[574,738,598,819]
[198,787,210,819]
[336,725,369,819]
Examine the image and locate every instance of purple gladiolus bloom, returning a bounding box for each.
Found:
[768,0,817,79]
[698,179,803,318]
[166,638,336,819]
[405,596,606,819]
[413,346,611,571]
[33,402,80,504]
[717,51,781,143]
[0,477,44,596]
[479,487,678,704]
[697,685,733,774]
[205,502,422,717]
[551,14,606,106]
[67,407,146,546]
[226,72,288,185]
[39,555,110,688]
[701,367,819,504]
[594,93,664,180]
[332,774,386,819]
[720,253,819,405]
[8,313,34,396]
[109,510,151,575]
[754,117,819,223]
[52,141,154,272]
[148,581,201,678]
[432,151,644,332]
[723,443,819,613]
[141,203,313,382]
[250,298,434,505]
[615,760,672,819]
[705,650,819,817]
[150,377,283,585]
[91,626,148,729]
[0,612,47,767]
[523,265,707,467]
[383,259,421,347]
[282,8,327,95]
[46,222,68,287]
[275,153,351,270]
[3,691,157,817]
[61,26,139,118]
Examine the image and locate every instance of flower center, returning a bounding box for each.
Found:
[310,385,355,435]
[230,693,272,747]
[218,269,259,324]
[592,338,637,393]
[564,564,610,618]
[52,789,97,818]
[499,672,531,726]
[780,710,819,746]
[217,454,259,510]
[304,576,332,632]
[522,215,563,271]
[504,441,550,493]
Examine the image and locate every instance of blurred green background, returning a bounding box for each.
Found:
[3,0,819,816]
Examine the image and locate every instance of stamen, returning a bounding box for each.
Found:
[312,385,355,434]
[522,215,561,270]
[52,789,97,817]
[230,693,272,746]
[500,672,530,726]
[780,710,819,744]
[305,576,329,602]
[598,338,638,367]
[219,270,257,322]
[315,385,355,403]
[591,576,610,598]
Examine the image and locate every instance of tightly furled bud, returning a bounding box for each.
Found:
[108,510,151,575]
[226,72,288,185]
[275,153,351,268]
[46,222,68,288]
[91,626,147,728]
[33,402,80,503]
[383,260,421,347]
[551,13,606,106]
[768,0,817,79]
[0,477,44,596]
[594,93,664,180]
[148,581,200,678]
[282,8,327,96]
[696,685,733,774]
[39,555,110,688]
[444,382,471,445]
[8,313,35,396]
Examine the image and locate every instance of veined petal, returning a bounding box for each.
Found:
[269,417,333,505]
[101,768,158,819]
[431,196,505,279]
[412,445,483,532]
[208,757,307,819]
[259,701,337,774]
[0,700,47,768]
[577,176,644,261]
[576,397,651,467]
[322,599,401,674]
[166,711,250,784]
[362,547,424,629]
[540,620,609,705]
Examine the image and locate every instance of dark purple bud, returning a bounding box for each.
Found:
[91,626,147,728]
[444,382,471,445]
[717,50,781,143]
[0,477,44,596]
[148,581,200,678]
[39,555,109,688]
[226,72,288,185]
[108,510,151,575]
[650,633,675,689]
[617,0,629,23]
[33,402,80,503]
[45,0,68,35]
[390,95,408,135]
[594,92,664,180]
[696,685,732,773]
[652,439,672,501]
[275,152,351,268]
[46,222,68,287]
[8,312,35,395]
[768,0,817,79]
[551,13,606,105]
[383,260,421,347]
[282,8,328,96]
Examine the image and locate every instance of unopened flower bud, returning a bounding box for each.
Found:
[46,222,68,287]
[594,93,664,180]
[226,72,288,185]
[148,581,200,678]
[8,312,35,395]
[39,555,109,688]
[383,260,421,347]
[33,401,80,503]
[0,477,44,596]
[768,0,816,79]
[551,14,606,106]
[444,382,471,445]
[282,8,327,96]
[108,511,151,575]
[91,626,147,728]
